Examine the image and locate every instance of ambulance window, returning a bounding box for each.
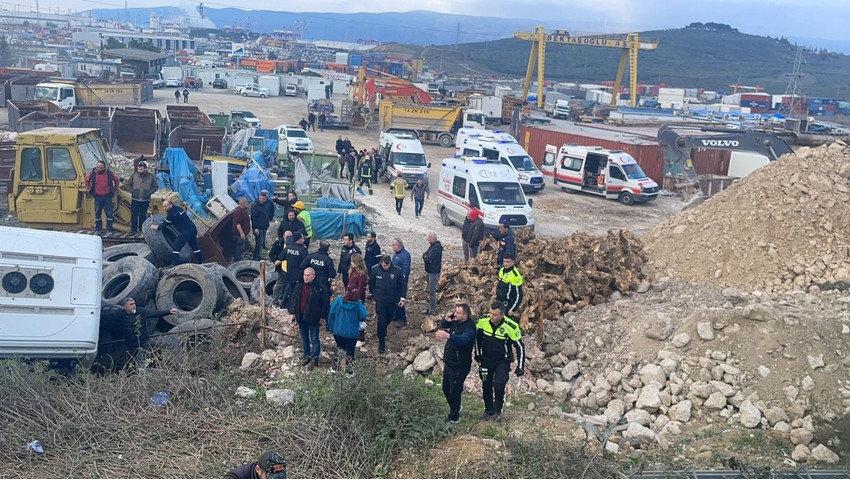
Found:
[20,148,43,181]
[452,176,467,197]
[563,156,582,171]
[543,152,555,167]
[483,148,499,161]
[469,186,480,208]
[47,148,76,180]
[609,165,625,181]
[463,148,478,156]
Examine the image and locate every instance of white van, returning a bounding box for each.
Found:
[455,129,545,193]
[379,131,430,183]
[284,84,298,96]
[0,227,102,367]
[437,156,534,233]
[541,144,659,205]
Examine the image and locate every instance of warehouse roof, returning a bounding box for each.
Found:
[101,48,170,62]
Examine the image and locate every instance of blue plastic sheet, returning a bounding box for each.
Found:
[310,210,366,239]
[316,197,356,209]
[230,164,275,203]
[159,148,210,219]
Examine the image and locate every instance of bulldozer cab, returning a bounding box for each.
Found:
[10,127,130,230]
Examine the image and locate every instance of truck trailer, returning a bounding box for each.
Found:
[378,100,485,147]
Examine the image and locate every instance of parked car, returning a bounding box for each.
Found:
[240,85,270,98]
[183,76,202,88]
[165,77,181,87]
[284,84,298,96]
[231,110,262,130]
[212,78,228,89]
[144,74,165,89]
[276,124,314,154]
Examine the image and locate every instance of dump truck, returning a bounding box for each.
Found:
[34,81,144,109]
[377,100,485,147]
[111,108,162,157]
[6,99,64,131]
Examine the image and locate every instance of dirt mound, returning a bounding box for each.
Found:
[644,143,850,292]
[437,228,646,328]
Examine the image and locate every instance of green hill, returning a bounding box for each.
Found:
[412,25,850,98]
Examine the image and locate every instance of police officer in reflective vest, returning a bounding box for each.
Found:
[475,301,525,422]
[496,253,523,317]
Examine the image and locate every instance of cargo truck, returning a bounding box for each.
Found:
[544,99,571,119]
[467,94,504,124]
[34,81,144,109]
[378,100,485,148]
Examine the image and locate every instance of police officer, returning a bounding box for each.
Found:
[368,254,405,354]
[150,199,203,265]
[280,232,308,308]
[475,301,525,422]
[301,240,336,289]
[496,253,523,317]
[338,233,362,288]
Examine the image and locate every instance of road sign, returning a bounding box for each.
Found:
[232,43,245,56]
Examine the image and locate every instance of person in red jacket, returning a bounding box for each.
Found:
[84,160,120,233]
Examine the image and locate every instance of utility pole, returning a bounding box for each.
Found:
[455,22,459,50]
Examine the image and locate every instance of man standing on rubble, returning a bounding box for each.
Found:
[436,303,475,423]
[462,208,485,262]
[150,199,203,265]
[125,160,155,234]
[369,254,406,354]
[364,231,381,279]
[422,232,443,316]
[338,233,362,288]
[288,267,330,370]
[475,301,525,422]
[231,197,251,262]
[496,254,523,317]
[85,160,120,234]
[250,191,275,261]
[391,238,411,328]
[496,220,516,267]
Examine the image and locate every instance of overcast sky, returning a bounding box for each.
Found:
[7,0,848,42]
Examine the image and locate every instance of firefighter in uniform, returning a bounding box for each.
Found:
[495,253,523,317]
[475,301,525,422]
[358,155,375,195]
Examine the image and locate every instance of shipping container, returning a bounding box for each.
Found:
[18,111,80,133]
[6,99,62,129]
[72,106,114,148]
[258,75,280,96]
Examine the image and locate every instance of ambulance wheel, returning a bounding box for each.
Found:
[619,192,635,206]
[438,134,453,148]
[440,208,453,226]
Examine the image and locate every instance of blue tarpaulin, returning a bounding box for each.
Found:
[316,197,356,209]
[158,148,210,219]
[310,210,366,239]
[230,164,275,203]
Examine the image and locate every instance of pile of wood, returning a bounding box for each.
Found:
[437,228,647,329]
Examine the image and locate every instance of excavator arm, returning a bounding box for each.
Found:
[658,125,794,185]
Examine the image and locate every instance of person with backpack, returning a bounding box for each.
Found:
[84,160,120,233]
[182,88,190,103]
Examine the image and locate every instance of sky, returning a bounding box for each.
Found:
[6,0,849,43]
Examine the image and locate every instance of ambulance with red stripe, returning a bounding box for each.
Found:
[437,156,534,234]
[378,131,430,184]
[541,144,659,205]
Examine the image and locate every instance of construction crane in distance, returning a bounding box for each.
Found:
[728,84,764,94]
[514,26,659,108]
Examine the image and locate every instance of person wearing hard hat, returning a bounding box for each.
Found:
[293,200,313,250]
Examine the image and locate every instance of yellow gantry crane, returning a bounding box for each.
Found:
[514,26,659,108]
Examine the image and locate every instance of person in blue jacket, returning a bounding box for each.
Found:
[391,238,411,327]
[328,284,367,377]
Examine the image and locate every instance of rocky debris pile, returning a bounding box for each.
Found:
[437,228,646,328]
[644,142,850,292]
[108,153,140,177]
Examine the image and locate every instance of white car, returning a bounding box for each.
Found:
[165,77,181,87]
[240,85,270,98]
[284,84,298,96]
[276,125,314,154]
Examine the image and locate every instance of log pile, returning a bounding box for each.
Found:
[437,228,647,329]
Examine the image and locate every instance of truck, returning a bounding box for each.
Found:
[34,81,144,109]
[378,100,485,148]
[544,98,571,119]
[378,131,429,183]
[467,94,504,124]
[0,226,102,368]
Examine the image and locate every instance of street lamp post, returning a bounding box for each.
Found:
[98,33,103,62]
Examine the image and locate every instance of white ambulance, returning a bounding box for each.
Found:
[541,144,659,205]
[0,227,102,368]
[455,129,545,193]
[378,131,430,184]
[437,156,534,233]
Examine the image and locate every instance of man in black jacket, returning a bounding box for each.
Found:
[364,231,381,278]
[250,191,275,261]
[150,199,203,265]
[475,301,525,422]
[338,233,362,288]
[100,297,177,366]
[301,240,336,289]
[281,232,308,308]
[288,268,330,369]
[422,232,443,315]
[368,254,405,354]
[224,449,287,479]
[277,209,305,240]
[435,303,475,423]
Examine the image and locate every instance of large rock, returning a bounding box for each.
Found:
[561,360,581,380]
[809,444,840,464]
[668,400,692,423]
[704,392,727,411]
[623,422,657,446]
[639,364,667,386]
[266,388,296,407]
[671,333,691,348]
[636,384,662,412]
[625,408,651,426]
[722,287,747,305]
[790,428,814,445]
[240,352,261,369]
[791,444,810,462]
[697,322,715,341]
[644,312,674,340]
[738,400,762,428]
[235,386,257,398]
[764,407,789,426]
[412,350,436,372]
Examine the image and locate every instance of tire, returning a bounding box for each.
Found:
[260,94,267,98]
[102,243,156,265]
[202,263,249,309]
[440,208,453,226]
[619,192,635,206]
[150,318,216,354]
[249,268,278,305]
[101,256,158,307]
[227,260,269,293]
[242,92,248,97]
[155,264,221,326]
[438,134,453,148]
[143,215,192,266]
